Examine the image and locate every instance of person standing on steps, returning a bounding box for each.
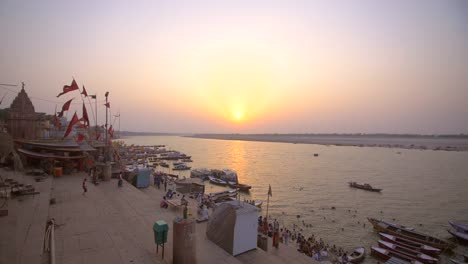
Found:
[82,178,88,195]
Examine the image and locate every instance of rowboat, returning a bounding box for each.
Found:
[209,189,237,201]
[379,233,441,256]
[227,182,252,192]
[368,218,451,249]
[378,240,439,264]
[338,247,365,263]
[348,182,382,192]
[371,246,423,264]
[449,221,468,233]
[448,228,468,242]
[380,219,415,231]
[173,164,191,170]
[451,259,468,264]
[254,200,262,208]
[208,176,227,186]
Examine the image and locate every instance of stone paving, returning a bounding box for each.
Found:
[0,168,52,264]
[2,170,319,264]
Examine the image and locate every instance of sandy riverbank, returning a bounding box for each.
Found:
[189,134,468,151]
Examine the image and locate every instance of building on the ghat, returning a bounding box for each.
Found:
[0,83,100,174]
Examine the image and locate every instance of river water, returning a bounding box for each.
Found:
[121,136,468,263]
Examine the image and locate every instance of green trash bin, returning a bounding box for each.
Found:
[153,220,169,258]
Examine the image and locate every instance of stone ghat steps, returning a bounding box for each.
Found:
[139,183,319,264]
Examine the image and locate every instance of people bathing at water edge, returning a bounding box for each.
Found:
[257,216,348,261]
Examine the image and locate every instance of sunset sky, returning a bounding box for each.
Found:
[1,0,467,134]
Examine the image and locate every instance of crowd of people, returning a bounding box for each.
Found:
[258,216,349,262]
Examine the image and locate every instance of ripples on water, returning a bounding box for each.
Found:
[122,136,468,263]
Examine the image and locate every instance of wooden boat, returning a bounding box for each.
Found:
[371,246,423,264]
[254,200,262,208]
[173,164,191,171]
[159,162,169,168]
[448,228,468,242]
[348,182,382,192]
[378,240,439,264]
[451,259,468,264]
[380,220,415,231]
[227,182,252,192]
[449,221,468,233]
[379,233,441,256]
[209,189,237,202]
[338,247,365,263]
[368,218,451,249]
[208,176,227,186]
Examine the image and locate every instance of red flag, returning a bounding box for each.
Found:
[77,133,85,143]
[57,79,79,97]
[108,125,114,138]
[81,86,88,97]
[58,98,73,117]
[53,113,61,129]
[77,122,87,129]
[104,102,110,108]
[82,103,89,127]
[63,112,79,139]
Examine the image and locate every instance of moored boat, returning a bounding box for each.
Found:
[338,247,365,263]
[371,246,423,264]
[368,218,451,250]
[254,200,262,208]
[451,259,468,264]
[448,228,468,242]
[173,164,191,171]
[209,189,237,202]
[227,182,252,192]
[378,240,439,264]
[208,176,227,186]
[348,182,382,192]
[380,219,415,231]
[449,221,468,233]
[379,233,441,256]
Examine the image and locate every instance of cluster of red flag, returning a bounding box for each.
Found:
[57,78,113,142]
[57,79,96,141]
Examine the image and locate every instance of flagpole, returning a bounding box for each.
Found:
[266,191,270,220]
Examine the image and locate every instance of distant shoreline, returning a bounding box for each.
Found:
[187,134,468,151]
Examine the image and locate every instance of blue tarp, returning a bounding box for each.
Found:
[136,168,151,188]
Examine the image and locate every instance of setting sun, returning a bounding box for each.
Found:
[234,111,243,121]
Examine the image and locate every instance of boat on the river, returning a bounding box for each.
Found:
[451,259,468,264]
[348,182,382,192]
[450,254,468,264]
[380,219,415,231]
[208,176,227,186]
[449,221,468,233]
[371,246,423,264]
[227,182,252,192]
[448,228,468,242]
[159,162,169,168]
[338,247,365,263]
[254,200,262,208]
[173,164,191,171]
[209,189,237,202]
[379,233,441,256]
[378,240,439,264]
[368,218,451,250]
